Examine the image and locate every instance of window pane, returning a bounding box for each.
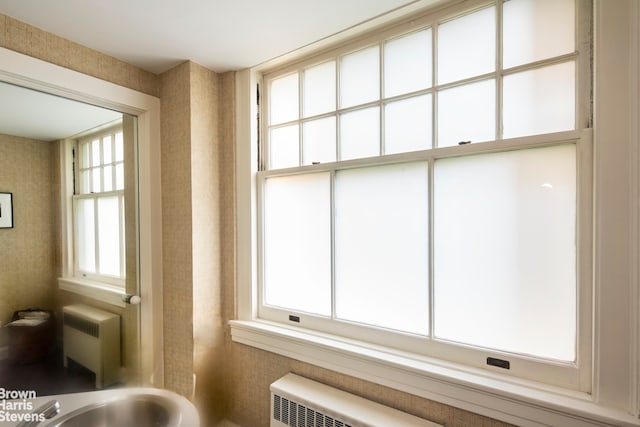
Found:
[103,165,113,192]
[77,198,95,273]
[503,61,575,138]
[384,29,432,97]
[433,144,576,361]
[103,135,112,163]
[92,167,101,193]
[437,79,495,147]
[115,132,124,162]
[91,139,101,166]
[385,94,432,154]
[503,0,575,68]
[97,196,120,276]
[303,61,336,117]
[438,6,496,84]
[115,163,124,190]
[270,125,299,169]
[340,107,380,161]
[335,162,430,335]
[80,170,90,195]
[340,46,380,108]
[81,142,91,168]
[303,117,336,165]
[270,73,299,125]
[264,173,331,316]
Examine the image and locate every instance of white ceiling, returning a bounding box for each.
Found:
[0,0,434,141]
[0,0,422,74]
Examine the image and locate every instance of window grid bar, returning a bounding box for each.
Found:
[93,197,101,275]
[496,1,503,140]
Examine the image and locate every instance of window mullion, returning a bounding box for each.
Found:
[496,0,503,140]
[330,169,337,321]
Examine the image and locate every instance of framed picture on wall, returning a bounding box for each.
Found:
[0,192,13,229]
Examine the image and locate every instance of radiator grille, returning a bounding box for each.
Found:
[63,313,99,338]
[273,394,352,427]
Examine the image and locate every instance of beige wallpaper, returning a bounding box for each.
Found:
[2,12,515,427]
[0,134,56,346]
[0,14,159,97]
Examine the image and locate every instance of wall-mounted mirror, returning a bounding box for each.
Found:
[0,80,141,393]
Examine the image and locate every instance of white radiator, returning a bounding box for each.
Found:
[63,304,120,388]
[270,373,442,427]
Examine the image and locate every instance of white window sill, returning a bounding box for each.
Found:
[230,319,640,427]
[58,277,126,308]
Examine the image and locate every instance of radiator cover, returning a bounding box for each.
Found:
[63,304,120,388]
[270,373,441,427]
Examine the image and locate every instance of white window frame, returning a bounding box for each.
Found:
[58,122,129,307]
[73,123,126,286]
[232,0,640,426]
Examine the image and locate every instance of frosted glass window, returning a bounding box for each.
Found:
[91,139,101,166]
[270,73,299,125]
[115,132,124,162]
[340,46,380,108]
[103,166,113,192]
[437,79,495,147]
[303,61,336,117]
[503,0,575,69]
[264,173,331,316]
[97,196,120,276]
[81,142,90,167]
[340,107,380,161]
[103,136,112,163]
[503,61,575,138]
[92,168,101,193]
[303,117,336,165]
[438,6,496,85]
[270,125,299,169]
[433,144,576,361]
[80,170,90,195]
[335,162,430,335]
[77,198,96,273]
[115,163,124,190]
[384,29,432,97]
[385,94,432,154]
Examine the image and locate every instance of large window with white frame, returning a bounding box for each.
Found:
[73,123,126,287]
[258,0,591,390]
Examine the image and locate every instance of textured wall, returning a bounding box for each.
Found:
[0,134,56,345]
[0,14,159,97]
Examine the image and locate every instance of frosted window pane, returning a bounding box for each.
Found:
[340,107,380,161]
[303,117,336,165]
[503,0,575,68]
[115,163,124,190]
[91,139,100,166]
[438,79,495,147]
[80,170,90,195]
[103,135,112,163]
[270,125,299,169]
[92,168,101,193]
[77,198,95,273]
[503,61,575,138]
[81,142,90,167]
[438,6,495,84]
[264,173,331,316]
[433,144,576,361]
[97,196,120,276]
[115,132,124,162]
[270,73,299,125]
[340,46,380,108]
[384,29,432,97]
[335,162,430,335]
[303,61,336,117]
[103,166,113,192]
[385,94,432,154]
